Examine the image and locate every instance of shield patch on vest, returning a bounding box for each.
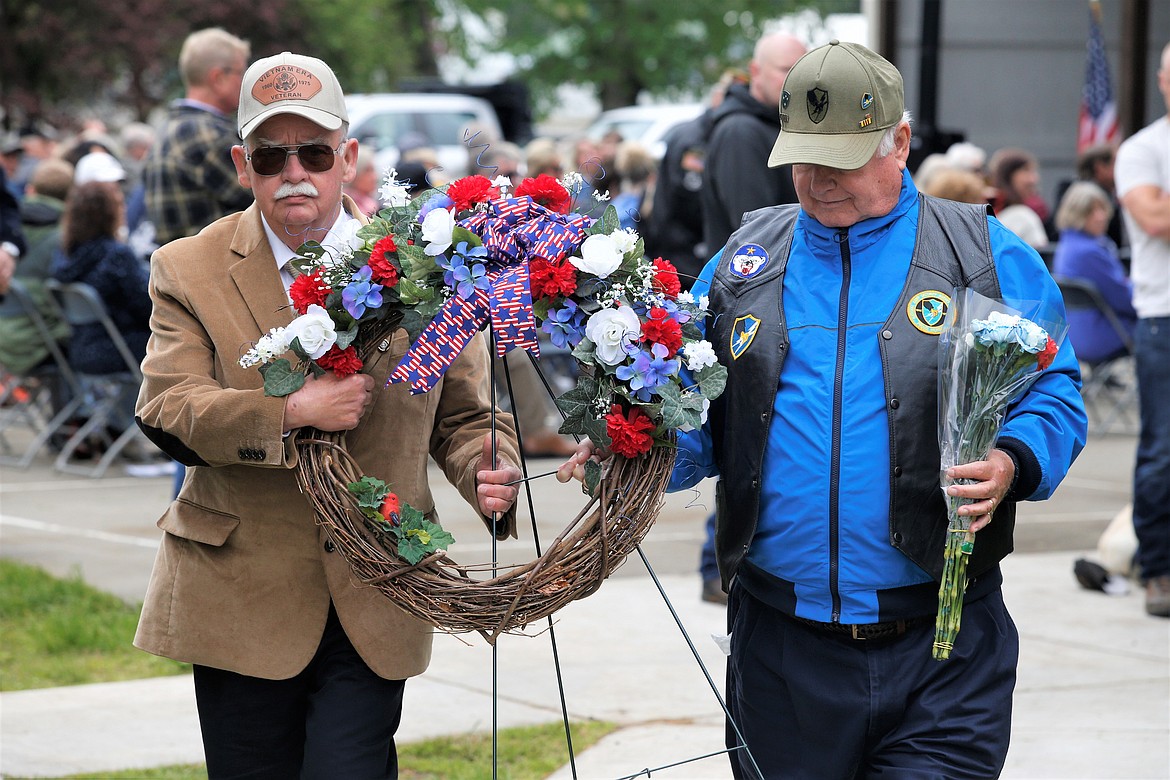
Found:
[907,290,951,335]
[730,243,769,279]
[730,314,761,360]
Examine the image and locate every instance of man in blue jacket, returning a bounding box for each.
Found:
[670,41,1086,778]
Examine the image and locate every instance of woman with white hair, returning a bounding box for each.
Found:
[1052,181,1137,363]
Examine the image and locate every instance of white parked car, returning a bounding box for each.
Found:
[584,103,705,159]
[345,93,504,179]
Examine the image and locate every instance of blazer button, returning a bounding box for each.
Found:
[238,448,249,460]
[324,539,335,553]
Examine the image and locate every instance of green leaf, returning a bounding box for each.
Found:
[656,383,690,431]
[554,376,598,434]
[390,510,455,565]
[697,364,728,400]
[287,337,311,363]
[451,225,482,248]
[335,326,359,350]
[258,359,305,397]
[347,476,390,509]
[582,458,602,497]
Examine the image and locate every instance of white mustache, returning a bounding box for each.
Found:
[274,182,319,200]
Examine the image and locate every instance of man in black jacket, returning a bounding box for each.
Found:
[701,32,807,253]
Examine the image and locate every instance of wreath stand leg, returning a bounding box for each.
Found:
[490,347,765,779]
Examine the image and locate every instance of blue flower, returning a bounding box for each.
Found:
[341,265,383,319]
[439,242,491,299]
[616,342,680,402]
[541,298,586,349]
[417,193,454,222]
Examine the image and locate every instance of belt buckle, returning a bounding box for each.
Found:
[851,624,866,640]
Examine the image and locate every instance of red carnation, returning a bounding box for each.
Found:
[289,269,332,314]
[605,404,656,459]
[367,236,400,287]
[447,175,499,212]
[315,344,363,376]
[514,174,571,214]
[1037,337,1059,371]
[640,307,683,357]
[651,257,682,299]
[529,258,578,301]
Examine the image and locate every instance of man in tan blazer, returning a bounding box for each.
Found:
[134,51,523,778]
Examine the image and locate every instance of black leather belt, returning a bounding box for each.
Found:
[791,615,931,641]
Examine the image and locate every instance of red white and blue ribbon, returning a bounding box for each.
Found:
[387,197,591,395]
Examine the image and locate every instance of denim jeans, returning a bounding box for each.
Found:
[1133,317,1170,580]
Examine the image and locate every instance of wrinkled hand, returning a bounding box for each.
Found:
[283,372,375,432]
[556,438,606,484]
[475,433,522,516]
[946,448,1016,533]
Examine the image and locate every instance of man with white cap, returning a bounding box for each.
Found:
[133,51,522,778]
[669,40,1087,777]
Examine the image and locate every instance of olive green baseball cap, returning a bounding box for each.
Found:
[768,40,904,171]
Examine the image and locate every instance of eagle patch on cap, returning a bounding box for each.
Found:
[251,65,323,106]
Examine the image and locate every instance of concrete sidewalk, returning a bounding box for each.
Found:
[1,555,1167,779]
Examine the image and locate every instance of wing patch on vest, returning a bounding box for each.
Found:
[730,243,768,279]
[907,290,950,335]
[730,314,761,360]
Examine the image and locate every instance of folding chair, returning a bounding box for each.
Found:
[0,279,86,467]
[1053,274,1137,435]
[44,279,146,477]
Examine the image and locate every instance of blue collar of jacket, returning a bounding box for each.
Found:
[797,168,919,249]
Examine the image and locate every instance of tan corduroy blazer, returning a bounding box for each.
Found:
[133,198,518,680]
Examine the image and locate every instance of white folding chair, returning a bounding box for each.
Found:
[44,279,146,477]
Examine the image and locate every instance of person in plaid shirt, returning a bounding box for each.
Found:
[145,28,254,246]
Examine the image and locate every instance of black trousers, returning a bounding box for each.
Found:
[726,585,1018,780]
[193,604,406,780]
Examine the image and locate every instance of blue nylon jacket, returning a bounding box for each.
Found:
[670,171,1087,623]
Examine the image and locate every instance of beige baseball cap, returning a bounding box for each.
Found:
[237,52,348,139]
[768,40,904,171]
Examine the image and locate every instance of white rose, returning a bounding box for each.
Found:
[285,304,337,360]
[585,305,642,365]
[421,207,455,256]
[570,234,624,279]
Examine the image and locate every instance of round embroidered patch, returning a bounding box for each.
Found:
[906,290,951,335]
[730,243,769,279]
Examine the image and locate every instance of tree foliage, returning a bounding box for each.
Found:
[448,0,824,110]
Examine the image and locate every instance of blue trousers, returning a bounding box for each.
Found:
[1133,317,1170,580]
[193,604,405,779]
[725,585,1018,779]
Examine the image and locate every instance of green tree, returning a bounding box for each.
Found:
[448,0,832,110]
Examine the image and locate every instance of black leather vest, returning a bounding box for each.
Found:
[707,195,1014,586]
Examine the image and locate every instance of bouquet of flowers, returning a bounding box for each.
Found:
[238,170,727,561]
[933,287,1065,660]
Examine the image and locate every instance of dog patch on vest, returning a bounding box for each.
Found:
[906,290,950,335]
[730,243,769,279]
[730,314,761,360]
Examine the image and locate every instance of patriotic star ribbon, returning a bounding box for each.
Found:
[387,197,591,395]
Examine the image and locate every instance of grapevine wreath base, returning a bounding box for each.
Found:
[295,424,674,645]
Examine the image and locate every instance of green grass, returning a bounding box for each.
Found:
[0,559,619,778]
[8,721,618,780]
[0,559,189,690]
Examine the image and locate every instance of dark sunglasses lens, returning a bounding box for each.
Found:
[250,145,336,175]
[298,145,337,172]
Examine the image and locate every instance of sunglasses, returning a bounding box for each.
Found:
[245,142,343,176]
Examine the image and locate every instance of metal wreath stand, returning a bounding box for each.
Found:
[293,253,763,779]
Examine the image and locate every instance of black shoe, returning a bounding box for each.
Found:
[701,578,728,605]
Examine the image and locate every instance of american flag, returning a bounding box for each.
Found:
[1078,2,1119,153]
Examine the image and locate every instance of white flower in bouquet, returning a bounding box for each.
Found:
[378,168,411,208]
[610,227,639,255]
[585,305,642,365]
[320,220,364,266]
[572,234,624,278]
[239,326,292,368]
[683,340,718,371]
[421,206,455,256]
[285,304,338,360]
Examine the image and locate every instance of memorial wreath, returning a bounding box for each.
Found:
[239,171,726,643]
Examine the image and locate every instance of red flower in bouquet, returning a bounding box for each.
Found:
[289,270,332,314]
[529,257,578,301]
[651,257,681,299]
[641,307,683,357]
[367,236,401,287]
[514,174,571,214]
[447,175,499,213]
[315,344,363,376]
[1037,337,1058,370]
[605,404,655,458]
